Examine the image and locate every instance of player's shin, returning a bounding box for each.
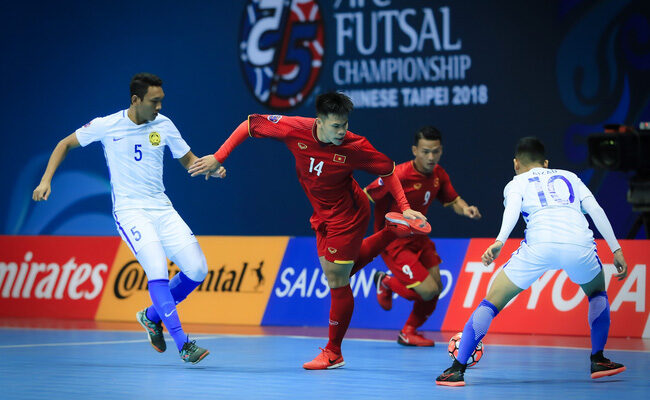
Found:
[147,279,189,351]
[588,291,610,354]
[456,299,499,365]
[326,284,354,355]
[350,229,397,276]
[146,272,202,323]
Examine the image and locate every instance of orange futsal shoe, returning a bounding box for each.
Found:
[303,347,345,370]
[373,271,393,311]
[385,212,431,237]
[397,325,435,347]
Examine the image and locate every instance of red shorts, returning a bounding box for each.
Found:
[314,211,370,264]
[381,236,442,288]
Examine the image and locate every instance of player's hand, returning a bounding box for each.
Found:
[612,249,628,281]
[189,155,221,177]
[32,182,51,201]
[402,209,427,221]
[481,241,503,266]
[465,205,482,219]
[205,166,227,180]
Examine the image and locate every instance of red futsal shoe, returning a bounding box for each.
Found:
[385,212,431,237]
[397,325,435,347]
[303,347,345,370]
[373,271,393,311]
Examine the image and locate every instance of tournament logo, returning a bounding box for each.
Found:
[149,132,161,146]
[239,0,324,109]
[267,115,283,123]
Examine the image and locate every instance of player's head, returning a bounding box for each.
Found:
[412,126,443,174]
[315,92,354,146]
[514,137,548,174]
[129,73,164,123]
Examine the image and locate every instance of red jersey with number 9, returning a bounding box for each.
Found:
[365,160,459,233]
[248,114,395,228]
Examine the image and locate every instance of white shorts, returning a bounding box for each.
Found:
[113,207,197,258]
[503,241,602,290]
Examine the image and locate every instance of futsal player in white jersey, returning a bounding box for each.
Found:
[32,73,224,364]
[436,137,629,387]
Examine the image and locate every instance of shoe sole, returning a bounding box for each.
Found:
[188,350,210,365]
[591,366,626,379]
[385,212,431,235]
[136,311,166,353]
[436,380,465,387]
[398,336,435,347]
[303,360,346,370]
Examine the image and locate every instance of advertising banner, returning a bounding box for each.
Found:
[95,236,289,324]
[0,236,120,319]
[261,237,470,330]
[441,239,650,337]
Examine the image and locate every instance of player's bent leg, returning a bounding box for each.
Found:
[350,228,398,276]
[437,270,522,386]
[399,273,440,347]
[145,243,208,324]
[579,271,625,378]
[304,257,353,369]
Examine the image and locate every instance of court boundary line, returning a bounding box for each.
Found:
[1,332,648,352]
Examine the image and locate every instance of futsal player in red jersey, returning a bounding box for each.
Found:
[188,92,428,370]
[364,126,481,346]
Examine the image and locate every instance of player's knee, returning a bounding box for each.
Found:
[185,256,208,282]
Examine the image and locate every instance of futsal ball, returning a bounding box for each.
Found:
[448,332,484,367]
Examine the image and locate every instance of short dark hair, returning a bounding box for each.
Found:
[414,126,442,146]
[316,92,354,117]
[515,137,546,165]
[130,73,163,100]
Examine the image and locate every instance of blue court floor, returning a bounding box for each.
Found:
[0,327,648,400]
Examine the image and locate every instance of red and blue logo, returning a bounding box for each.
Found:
[239,0,324,109]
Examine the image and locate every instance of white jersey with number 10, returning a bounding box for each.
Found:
[504,167,596,247]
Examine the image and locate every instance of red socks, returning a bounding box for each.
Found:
[405,296,439,329]
[326,285,354,355]
[350,228,397,276]
[382,274,422,301]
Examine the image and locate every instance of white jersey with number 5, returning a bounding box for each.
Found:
[504,167,595,247]
[75,110,190,211]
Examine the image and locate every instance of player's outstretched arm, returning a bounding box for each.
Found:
[182,151,225,180]
[32,133,80,201]
[450,196,482,219]
[188,120,249,178]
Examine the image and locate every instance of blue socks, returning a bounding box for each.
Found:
[588,291,610,355]
[145,272,202,323]
[147,279,188,352]
[457,299,499,365]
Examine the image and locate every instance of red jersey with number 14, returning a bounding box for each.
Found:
[248,114,395,227]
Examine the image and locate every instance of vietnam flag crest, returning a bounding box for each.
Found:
[333,154,346,163]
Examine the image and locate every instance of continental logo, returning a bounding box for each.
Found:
[113,259,267,299]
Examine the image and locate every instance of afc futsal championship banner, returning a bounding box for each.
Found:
[239,0,487,110]
[0,236,648,337]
